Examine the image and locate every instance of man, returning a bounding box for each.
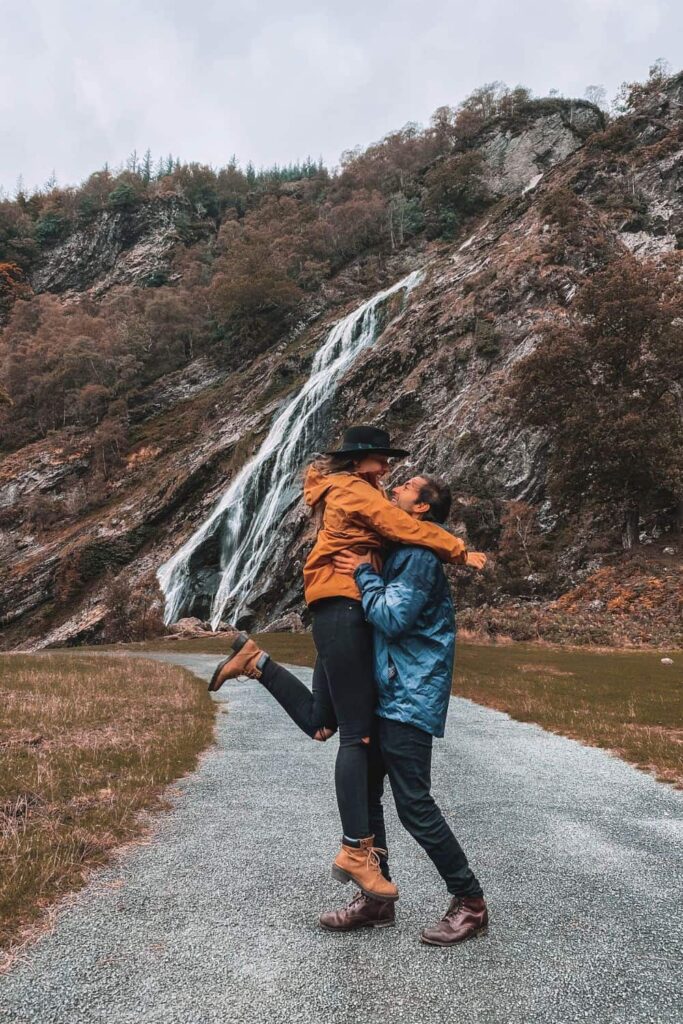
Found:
[319,475,488,946]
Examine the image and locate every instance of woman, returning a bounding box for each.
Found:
[209,425,482,901]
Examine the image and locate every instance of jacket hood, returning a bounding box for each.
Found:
[304,465,388,508]
[303,465,335,508]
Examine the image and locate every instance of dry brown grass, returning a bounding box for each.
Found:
[0,653,214,962]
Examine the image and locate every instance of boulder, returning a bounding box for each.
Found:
[168,616,207,636]
[261,612,306,634]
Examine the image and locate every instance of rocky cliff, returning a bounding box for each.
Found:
[29,195,206,295]
[1,83,681,650]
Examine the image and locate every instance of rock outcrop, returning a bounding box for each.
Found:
[29,195,205,296]
[476,101,603,196]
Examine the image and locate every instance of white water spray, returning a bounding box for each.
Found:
[157,269,422,628]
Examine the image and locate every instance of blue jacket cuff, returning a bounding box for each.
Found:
[354,563,376,588]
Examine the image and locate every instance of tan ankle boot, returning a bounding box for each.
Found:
[331,838,399,902]
[208,633,269,692]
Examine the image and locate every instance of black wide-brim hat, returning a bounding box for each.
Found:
[324,425,410,459]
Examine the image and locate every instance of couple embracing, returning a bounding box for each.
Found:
[209,425,489,946]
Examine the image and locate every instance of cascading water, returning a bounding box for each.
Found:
[157,268,423,629]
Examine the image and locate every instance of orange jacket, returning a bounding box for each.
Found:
[302,467,468,605]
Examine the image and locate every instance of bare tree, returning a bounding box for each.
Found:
[584,85,608,111]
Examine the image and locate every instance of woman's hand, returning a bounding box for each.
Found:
[332,549,372,575]
[465,551,487,570]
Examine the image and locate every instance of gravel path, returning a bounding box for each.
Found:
[2,652,682,1024]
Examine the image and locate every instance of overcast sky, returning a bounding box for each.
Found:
[1,0,681,194]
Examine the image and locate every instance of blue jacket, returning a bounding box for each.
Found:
[354,544,456,738]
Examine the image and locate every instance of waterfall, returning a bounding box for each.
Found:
[157,268,423,629]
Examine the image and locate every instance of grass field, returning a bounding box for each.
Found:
[140,632,682,787]
[0,653,215,961]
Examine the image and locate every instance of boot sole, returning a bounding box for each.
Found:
[419,925,489,947]
[331,864,399,903]
[208,633,249,692]
[319,919,395,933]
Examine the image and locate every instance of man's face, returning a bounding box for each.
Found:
[391,476,429,516]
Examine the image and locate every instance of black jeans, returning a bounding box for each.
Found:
[370,717,483,899]
[259,597,376,840]
[259,654,337,739]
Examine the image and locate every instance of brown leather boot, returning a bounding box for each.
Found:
[331,838,399,902]
[319,891,396,932]
[420,897,489,946]
[208,633,269,692]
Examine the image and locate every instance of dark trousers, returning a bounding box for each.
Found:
[259,653,336,739]
[259,597,376,840]
[370,717,483,899]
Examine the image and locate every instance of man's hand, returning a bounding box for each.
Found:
[465,551,487,571]
[332,549,372,575]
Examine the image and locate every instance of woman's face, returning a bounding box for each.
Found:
[356,454,390,479]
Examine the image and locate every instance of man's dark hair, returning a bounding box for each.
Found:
[417,476,452,524]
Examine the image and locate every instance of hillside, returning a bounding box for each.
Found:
[0,72,681,651]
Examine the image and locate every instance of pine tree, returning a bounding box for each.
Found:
[141,149,153,185]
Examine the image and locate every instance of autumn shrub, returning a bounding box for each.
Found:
[453,494,503,550]
[539,187,584,228]
[0,262,27,320]
[497,501,555,585]
[423,151,491,238]
[53,539,123,603]
[209,242,303,357]
[322,190,388,264]
[0,289,183,450]
[612,59,675,115]
[337,123,440,195]
[101,572,166,643]
[473,316,499,359]
[90,410,129,480]
[24,493,63,531]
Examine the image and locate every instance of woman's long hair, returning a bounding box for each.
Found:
[304,453,362,537]
[311,453,361,476]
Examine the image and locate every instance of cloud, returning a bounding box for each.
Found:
[0,0,680,193]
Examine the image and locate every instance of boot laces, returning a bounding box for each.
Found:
[365,845,387,874]
[444,897,464,920]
